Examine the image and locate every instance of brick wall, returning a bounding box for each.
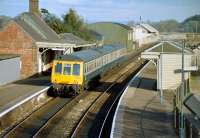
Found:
[0,22,38,78]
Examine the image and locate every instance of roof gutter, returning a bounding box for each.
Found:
[75,43,96,48]
[36,42,75,48]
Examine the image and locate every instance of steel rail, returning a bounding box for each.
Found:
[70,60,143,138]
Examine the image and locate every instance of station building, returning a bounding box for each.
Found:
[133,23,159,46]
[88,22,135,52]
[0,0,96,79]
[0,12,71,78]
[141,41,197,90]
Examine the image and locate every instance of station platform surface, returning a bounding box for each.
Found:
[111,61,178,138]
[0,75,51,114]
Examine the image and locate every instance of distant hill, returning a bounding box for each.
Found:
[150,15,200,33]
[183,15,200,24]
[0,16,11,29]
[151,19,181,32]
[181,15,200,33]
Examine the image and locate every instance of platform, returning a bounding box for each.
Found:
[111,61,178,138]
[0,75,51,115]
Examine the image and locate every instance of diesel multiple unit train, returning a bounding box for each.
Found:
[51,44,127,95]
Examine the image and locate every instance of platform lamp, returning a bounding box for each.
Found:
[180,39,185,138]
[160,41,164,104]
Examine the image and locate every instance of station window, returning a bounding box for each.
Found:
[73,64,80,76]
[55,63,62,74]
[64,64,71,75]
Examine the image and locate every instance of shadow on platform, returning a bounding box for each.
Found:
[13,75,51,86]
[117,105,177,138]
[129,77,157,91]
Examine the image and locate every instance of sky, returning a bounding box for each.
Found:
[0,0,200,23]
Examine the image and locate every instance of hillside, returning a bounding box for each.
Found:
[182,15,200,33]
[150,15,200,33]
[183,15,200,24]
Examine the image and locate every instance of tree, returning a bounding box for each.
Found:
[62,8,94,41]
[149,15,200,33]
[182,15,200,33]
[0,16,11,29]
[41,8,94,41]
[151,19,181,32]
[41,8,64,33]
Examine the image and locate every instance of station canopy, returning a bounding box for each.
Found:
[141,41,193,60]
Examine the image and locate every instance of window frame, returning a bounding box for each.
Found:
[54,62,62,74]
[63,63,72,75]
[73,64,81,76]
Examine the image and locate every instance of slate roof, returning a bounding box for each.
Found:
[14,12,61,43]
[59,33,89,46]
[140,23,159,33]
[59,44,124,62]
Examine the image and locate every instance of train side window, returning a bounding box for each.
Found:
[64,64,71,75]
[73,64,80,76]
[86,63,88,73]
[55,63,62,74]
[84,63,87,73]
[103,56,106,65]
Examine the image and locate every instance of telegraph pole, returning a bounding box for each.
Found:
[180,39,185,138]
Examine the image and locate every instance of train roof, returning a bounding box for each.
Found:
[59,44,124,62]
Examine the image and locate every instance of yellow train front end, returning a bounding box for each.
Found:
[51,60,84,96]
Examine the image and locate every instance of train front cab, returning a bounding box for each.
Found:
[51,60,84,95]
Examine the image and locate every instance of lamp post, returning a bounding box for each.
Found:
[160,41,164,104]
[180,39,185,138]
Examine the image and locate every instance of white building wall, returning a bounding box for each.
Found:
[0,57,20,85]
[158,54,191,90]
[193,49,200,68]
[133,26,159,47]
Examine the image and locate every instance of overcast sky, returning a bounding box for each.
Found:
[0,0,199,23]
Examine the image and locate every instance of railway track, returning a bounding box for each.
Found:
[2,44,154,138]
[32,58,145,138]
[70,59,146,138]
[3,61,137,138]
[3,97,72,138]
[68,45,155,138]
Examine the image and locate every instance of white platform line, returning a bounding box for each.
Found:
[110,61,151,138]
[0,85,52,118]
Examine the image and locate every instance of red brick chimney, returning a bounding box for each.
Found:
[29,0,39,15]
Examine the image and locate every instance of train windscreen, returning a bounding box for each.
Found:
[64,64,71,75]
[55,63,62,74]
[73,64,80,76]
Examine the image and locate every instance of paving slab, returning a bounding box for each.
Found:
[111,62,178,138]
[0,75,51,112]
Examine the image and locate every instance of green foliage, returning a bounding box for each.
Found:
[182,15,200,33]
[0,15,11,29]
[183,15,200,24]
[150,15,200,33]
[41,8,65,33]
[41,8,94,41]
[151,19,181,32]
